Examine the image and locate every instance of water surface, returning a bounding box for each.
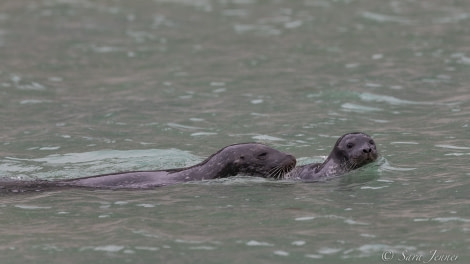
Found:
[0,0,469,263]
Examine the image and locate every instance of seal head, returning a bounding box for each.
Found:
[167,143,297,180]
[231,144,297,178]
[288,132,378,180]
[327,132,378,171]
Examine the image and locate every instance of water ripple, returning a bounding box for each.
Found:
[361,11,413,24]
[359,93,430,106]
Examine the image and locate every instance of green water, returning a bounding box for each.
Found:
[0,0,469,263]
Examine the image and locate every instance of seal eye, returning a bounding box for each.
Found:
[369,140,375,145]
[257,152,268,160]
[346,143,354,149]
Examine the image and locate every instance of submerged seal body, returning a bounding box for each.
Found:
[287,132,378,181]
[47,143,296,189]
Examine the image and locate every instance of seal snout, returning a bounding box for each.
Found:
[287,154,296,163]
[278,154,296,172]
[362,146,373,153]
[284,154,297,169]
[361,142,378,162]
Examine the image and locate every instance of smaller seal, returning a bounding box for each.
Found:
[286,132,378,180]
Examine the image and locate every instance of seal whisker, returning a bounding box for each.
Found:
[268,165,283,179]
[267,164,292,180]
[283,168,296,180]
[266,166,277,179]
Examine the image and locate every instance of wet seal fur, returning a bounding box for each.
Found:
[286,132,378,181]
[1,143,296,191]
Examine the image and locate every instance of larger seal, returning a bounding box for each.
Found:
[1,143,296,190]
[286,132,378,180]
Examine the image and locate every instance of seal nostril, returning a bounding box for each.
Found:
[363,148,371,153]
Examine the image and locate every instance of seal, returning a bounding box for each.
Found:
[47,142,297,189]
[286,132,378,181]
